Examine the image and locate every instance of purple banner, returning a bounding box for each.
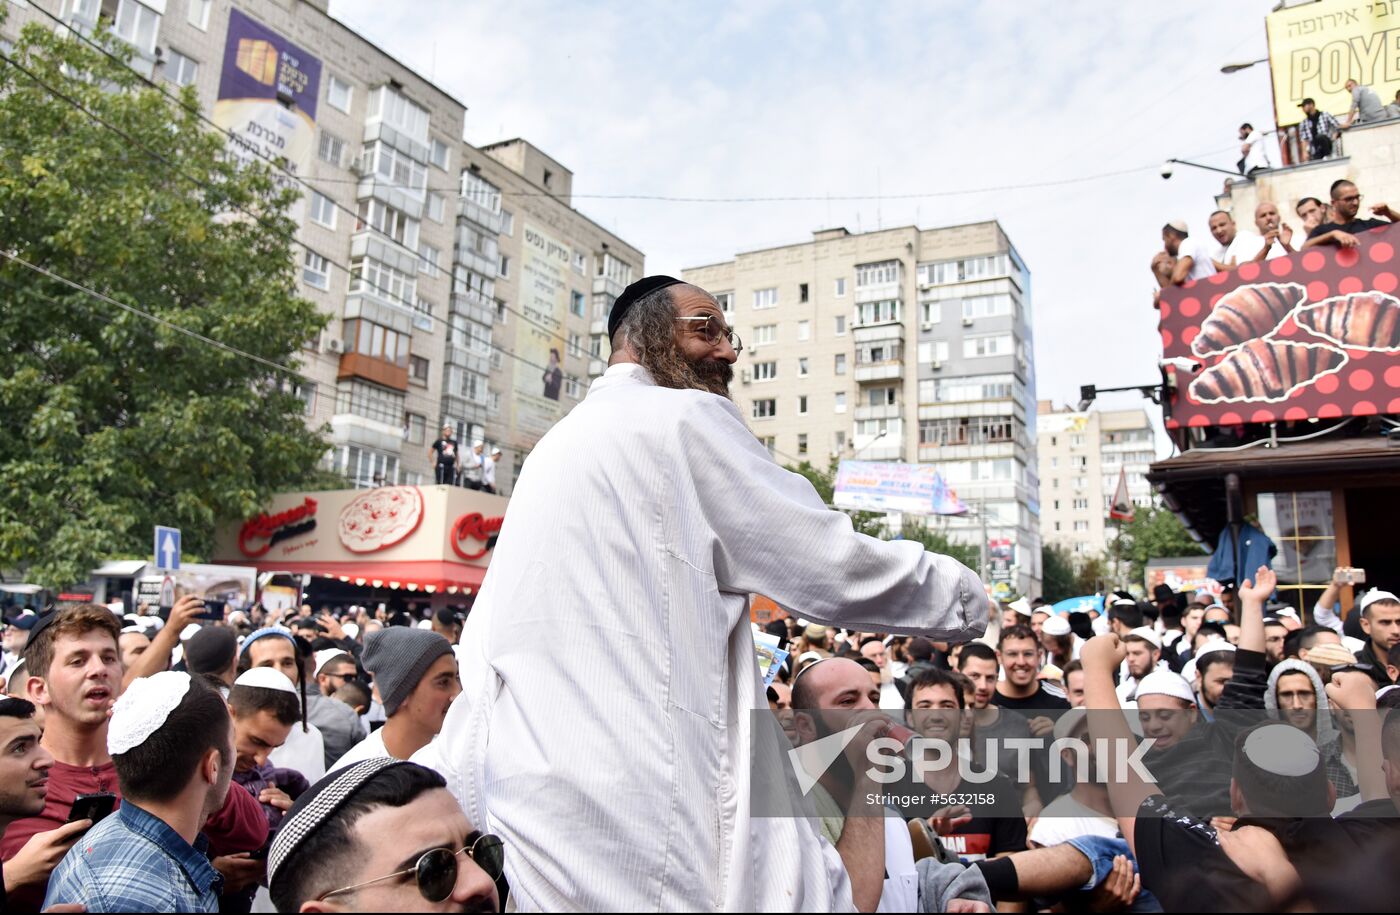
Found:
[216,8,322,119]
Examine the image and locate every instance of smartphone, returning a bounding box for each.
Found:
[1333,567,1367,585]
[198,599,226,620]
[245,847,269,861]
[68,792,116,825]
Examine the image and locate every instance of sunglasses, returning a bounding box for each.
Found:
[674,315,743,354]
[319,832,505,903]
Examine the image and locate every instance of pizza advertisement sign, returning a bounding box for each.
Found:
[1159,223,1400,429]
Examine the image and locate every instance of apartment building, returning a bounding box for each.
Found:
[6,0,642,494]
[1037,403,1156,558]
[684,222,1041,596]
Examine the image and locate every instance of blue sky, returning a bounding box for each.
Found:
[331,0,1286,449]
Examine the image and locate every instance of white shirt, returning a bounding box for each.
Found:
[415,362,987,911]
[1222,230,1267,268]
[1177,236,1219,282]
[1241,129,1271,172]
[268,722,326,783]
[482,455,497,488]
[328,725,387,774]
[876,814,919,913]
[1028,794,1118,847]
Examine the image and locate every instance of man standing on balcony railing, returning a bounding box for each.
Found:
[1342,78,1388,128]
[430,423,459,486]
[1296,98,1340,162]
[1303,179,1398,249]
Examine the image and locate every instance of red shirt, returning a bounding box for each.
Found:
[0,759,268,910]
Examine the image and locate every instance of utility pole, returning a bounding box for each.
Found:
[978,497,989,582]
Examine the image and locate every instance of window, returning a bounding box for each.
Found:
[920,254,1010,286]
[364,142,428,196]
[752,399,777,419]
[753,324,777,346]
[498,254,510,278]
[318,130,345,167]
[1071,434,1085,447]
[349,257,417,308]
[835,277,847,297]
[856,260,899,286]
[798,434,808,455]
[855,299,901,326]
[114,0,160,55]
[834,430,847,451]
[543,168,553,188]
[918,416,1015,446]
[573,251,586,275]
[489,391,501,414]
[571,291,586,317]
[1053,500,1061,511]
[1054,521,1062,532]
[495,299,508,324]
[835,392,847,413]
[867,386,897,406]
[760,436,776,455]
[356,199,419,248]
[500,210,514,235]
[919,373,1015,404]
[921,302,941,324]
[404,412,427,444]
[343,319,410,366]
[187,0,211,30]
[327,74,353,113]
[798,395,808,415]
[302,250,329,290]
[336,445,400,489]
[961,294,1014,319]
[1074,455,1088,468]
[834,354,847,375]
[445,365,488,403]
[430,137,450,170]
[590,335,605,358]
[1073,497,1090,510]
[963,333,1013,358]
[798,357,809,377]
[835,315,846,335]
[917,341,950,363]
[598,253,633,285]
[753,287,778,309]
[1074,521,1090,532]
[165,49,198,87]
[1053,478,1060,489]
[715,292,734,314]
[427,192,445,223]
[460,171,502,213]
[309,191,337,229]
[753,361,777,382]
[799,283,809,303]
[797,319,810,341]
[567,332,584,358]
[564,376,581,399]
[369,86,429,143]
[1257,491,1336,610]
[1051,456,1059,468]
[419,244,441,278]
[410,355,429,384]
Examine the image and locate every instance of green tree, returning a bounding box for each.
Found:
[1074,553,1111,595]
[0,21,331,587]
[1115,506,1207,587]
[897,519,979,570]
[1041,543,1078,603]
[785,459,887,538]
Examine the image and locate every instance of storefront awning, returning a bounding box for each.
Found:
[246,559,487,595]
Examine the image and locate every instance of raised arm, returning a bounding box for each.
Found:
[123,595,204,688]
[1080,634,1159,858]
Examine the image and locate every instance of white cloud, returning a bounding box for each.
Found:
[330,0,1286,448]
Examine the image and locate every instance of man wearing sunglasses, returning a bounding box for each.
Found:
[1302,179,1397,249]
[422,275,988,910]
[269,759,502,912]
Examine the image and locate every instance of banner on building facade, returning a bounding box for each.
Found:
[833,461,968,515]
[213,8,322,222]
[1159,223,1400,429]
[514,221,574,439]
[1265,0,1400,127]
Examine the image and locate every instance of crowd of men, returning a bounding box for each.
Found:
[429,423,503,493]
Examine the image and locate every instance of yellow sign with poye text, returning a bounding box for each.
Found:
[1266,0,1400,126]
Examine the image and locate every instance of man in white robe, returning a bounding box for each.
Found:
[416,276,988,911]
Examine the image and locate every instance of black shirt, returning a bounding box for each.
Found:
[990,684,1070,713]
[1132,794,1269,911]
[1307,217,1389,240]
[431,436,458,466]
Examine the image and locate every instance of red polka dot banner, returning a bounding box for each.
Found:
[1160,224,1400,430]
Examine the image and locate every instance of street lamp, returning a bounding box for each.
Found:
[1221,58,1269,74]
[1160,158,1240,180]
[853,427,888,457]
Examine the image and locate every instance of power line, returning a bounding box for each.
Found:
[15,2,586,345]
[0,44,556,379]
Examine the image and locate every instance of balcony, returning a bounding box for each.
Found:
[855,362,903,383]
[456,247,498,281]
[853,323,904,344]
[855,403,902,422]
[858,443,905,461]
[589,318,608,337]
[445,343,491,376]
[589,358,608,377]
[854,282,901,304]
[338,352,409,391]
[593,274,625,299]
[458,197,503,235]
[449,291,495,326]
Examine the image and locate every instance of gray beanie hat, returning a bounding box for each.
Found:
[362,628,452,716]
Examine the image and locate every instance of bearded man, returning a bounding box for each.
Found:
[418,275,988,911]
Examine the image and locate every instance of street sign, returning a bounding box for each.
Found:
[154,526,181,571]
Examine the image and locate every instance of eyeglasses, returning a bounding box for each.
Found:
[1339,194,1362,204]
[675,315,743,354]
[318,833,505,903]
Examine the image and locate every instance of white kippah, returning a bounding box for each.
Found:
[313,648,348,678]
[343,622,360,640]
[1009,597,1033,617]
[180,623,202,641]
[1136,670,1196,705]
[108,671,191,756]
[1243,723,1320,776]
[234,667,297,694]
[1127,626,1162,649]
[1042,615,1072,637]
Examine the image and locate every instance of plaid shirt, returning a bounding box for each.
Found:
[1297,110,1341,145]
[43,800,223,912]
[1322,736,1359,799]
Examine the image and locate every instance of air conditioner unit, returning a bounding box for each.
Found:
[350,154,369,176]
[920,322,935,331]
[931,360,943,370]
[740,369,752,384]
[326,337,346,354]
[962,317,974,327]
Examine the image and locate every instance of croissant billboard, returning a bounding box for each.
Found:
[1159,223,1400,430]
